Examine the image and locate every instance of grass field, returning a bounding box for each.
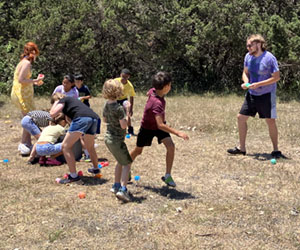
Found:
[1,93,300,249]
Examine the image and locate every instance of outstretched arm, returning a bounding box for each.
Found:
[155,115,189,140]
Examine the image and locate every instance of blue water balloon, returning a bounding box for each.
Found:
[134,175,140,181]
[3,159,9,163]
[98,164,102,169]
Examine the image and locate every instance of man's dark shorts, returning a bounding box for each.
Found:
[117,98,128,106]
[136,127,171,147]
[239,92,277,119]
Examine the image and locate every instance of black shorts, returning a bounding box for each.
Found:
[136,127,171,147]
[117,98,128,106]
[239,92,277,119]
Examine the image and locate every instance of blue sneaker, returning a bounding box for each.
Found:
[116,188,131,202]
[110,184,120,194]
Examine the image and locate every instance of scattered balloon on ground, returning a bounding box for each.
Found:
[78,192,86,199]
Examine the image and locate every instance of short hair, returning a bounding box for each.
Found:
[51,92,66,104]
[247,34,266,51]
[75,74,84,81]
[152,71,172,90]
[102,79,124,100]
[64,74,75,83]
[121,68,131,75]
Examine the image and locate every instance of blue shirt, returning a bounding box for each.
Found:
[76,85,91,107]
[244,51,279,96]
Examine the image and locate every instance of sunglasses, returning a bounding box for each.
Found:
[246,41,259,48]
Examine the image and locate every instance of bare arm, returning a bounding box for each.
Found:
[129,96,134,116]
[79,95,91,101]
[155,115,189,140]
[249,71,280,90]
[18,60,44,85]
[50,101,64,118]
[241,67,250,89]
[241,67,280,90]
[119,117,128,130]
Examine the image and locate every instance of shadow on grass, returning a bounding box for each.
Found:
[143,185,196,200]
[128,193,147,204]
[81,176,108,186]
[0,101,5,108]
[247,152,290,161]
[98,158,108,162]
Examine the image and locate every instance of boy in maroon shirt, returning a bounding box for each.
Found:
[130,72,189,187]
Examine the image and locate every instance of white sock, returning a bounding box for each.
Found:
[83,149,89,157]
[165,173,171,178]
[70,172,78,178]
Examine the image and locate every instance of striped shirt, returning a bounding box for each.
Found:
[27,110,52,127]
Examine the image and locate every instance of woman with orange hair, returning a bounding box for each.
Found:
[11,42,45,155]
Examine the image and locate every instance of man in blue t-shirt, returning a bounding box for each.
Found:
[227,34,283,158]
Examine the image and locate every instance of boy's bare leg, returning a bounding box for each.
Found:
[130,146,143,161]
[62,132,82,173]
[121,165,131,187]
[162,137,175,175]
[127,116,132,127]
[83,134,98,168]
[114,163,122,183]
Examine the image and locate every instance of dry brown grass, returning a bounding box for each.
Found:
[1,93,300,250]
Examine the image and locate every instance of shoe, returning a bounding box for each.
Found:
[27,157,40,165]
[83,155,91,162]
[88,167,100,174]
[271,151,284,159]
[227,147,246,155]
[110,184,120,194]
[46,158,62,166]
[128,126,134,135]
[58,174,83,184]
[39,156,47,166]
[162,175,176,187]
[18,143,31,155]
[116,188,131,202]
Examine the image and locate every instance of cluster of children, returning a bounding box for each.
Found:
[21,70,189,202]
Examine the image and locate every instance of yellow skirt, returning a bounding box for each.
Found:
[11,83,35,114]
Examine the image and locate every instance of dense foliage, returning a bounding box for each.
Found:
[0,0,299,97]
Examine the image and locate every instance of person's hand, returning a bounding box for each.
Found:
[248,83,259,89]
[177,131,189,140]
[35,79,44,86]
[241,83,248,90]
[35,74,45,86]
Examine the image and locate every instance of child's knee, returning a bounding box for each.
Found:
[134,147,143,155]
[166,141,175,152]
